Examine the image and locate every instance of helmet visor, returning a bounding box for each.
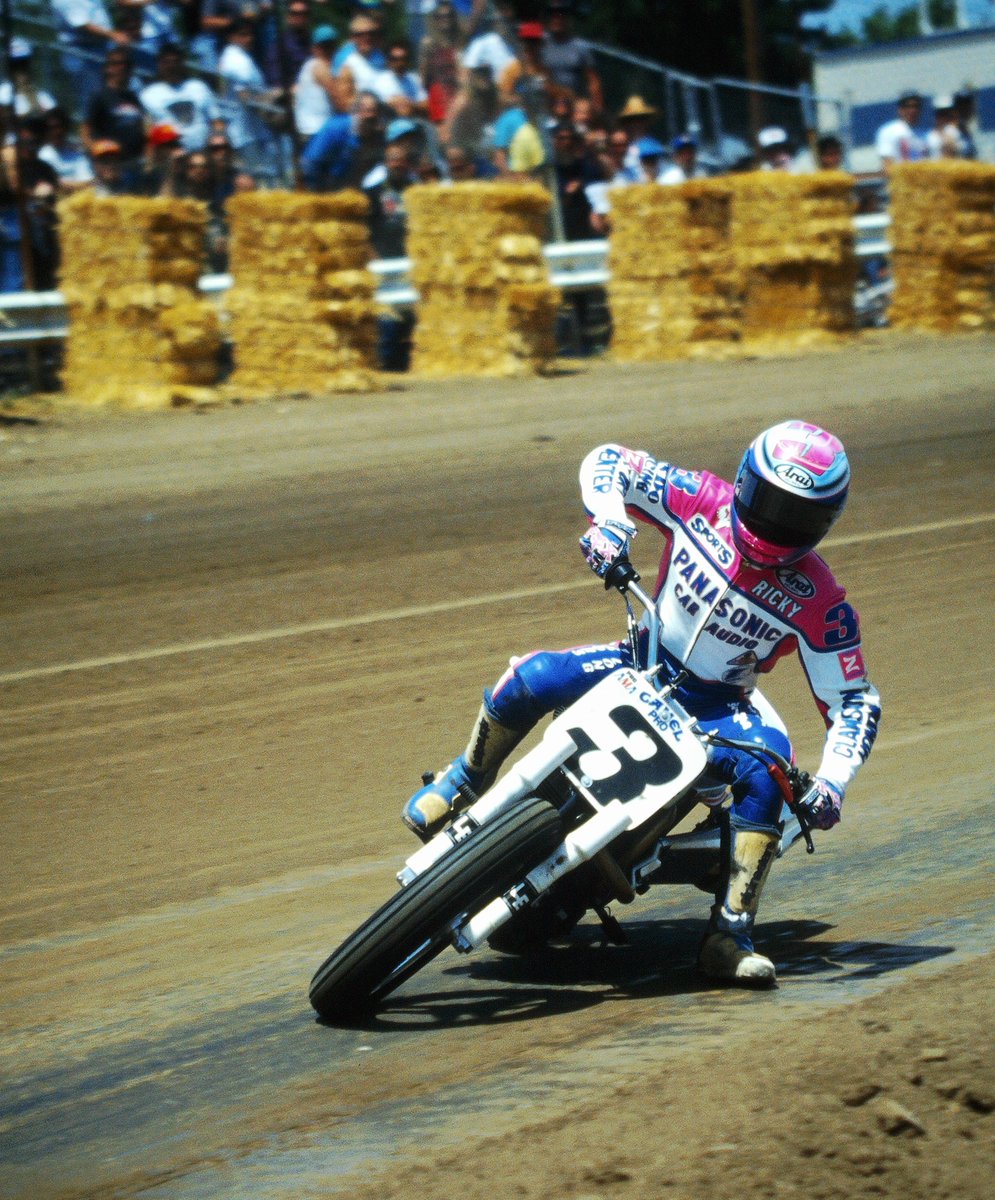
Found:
[736,470,842,548]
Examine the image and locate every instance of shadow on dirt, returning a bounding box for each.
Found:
[337,918,954,1031]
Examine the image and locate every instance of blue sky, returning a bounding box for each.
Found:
[804,0,995,33]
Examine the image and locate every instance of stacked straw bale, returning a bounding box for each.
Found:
[608,180,740,361]
[225,191,380,397]
[888,160,995,333]
[729,171,857,354]
[59,193,222,409]
[405,182,560,377]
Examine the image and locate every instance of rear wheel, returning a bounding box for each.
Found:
[309,796,563,1021]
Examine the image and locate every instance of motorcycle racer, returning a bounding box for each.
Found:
[403,421,881,985]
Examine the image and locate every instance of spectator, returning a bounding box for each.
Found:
[294,26,341,143]
[541,0,603,114]
[205,131,255,206]
[140,42,224,151]
[418,0,463,125]
[217,19,280,176]
[335,13,386,111]
[953,89,978,160]
[815,134,844,171]
[364,140,416,259]
[0,123,60,289]
[926,95,969,160]
[460,1,518,86]
[599,127,637,184]
[0,39,57,130]
[493,93,546,180]
[264,0,313,88]
[82,48,146,187]
[550,121,599,241]
[90,137,130,196]
[374,41,429,118]
[616,94,657,174]
[52,0,129,118]
[38,107,95,194]
[300,90,384,190]
[875,92,927,169]
[499,22,560,113]
[658,133,706,184]
[756,125,793,171]
[363,117,422,187]
[116,1,177,75]
[634,135,665,182]
[443,143,477,181]
[175,148,229,270]
[140,122,185,194]
[440,65,500,163]
[195,0,246,72]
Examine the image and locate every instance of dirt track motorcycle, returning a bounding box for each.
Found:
[309,561,817,1022]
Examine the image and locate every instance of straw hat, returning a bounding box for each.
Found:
[618,95,657,120]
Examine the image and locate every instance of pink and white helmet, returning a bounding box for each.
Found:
[732,421,850,568]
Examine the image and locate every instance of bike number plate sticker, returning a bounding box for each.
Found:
[558,669,707,814]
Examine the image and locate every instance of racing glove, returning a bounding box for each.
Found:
[798,778,844,831]
[579,518,636,580]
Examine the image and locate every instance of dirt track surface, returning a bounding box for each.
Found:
[2,333,993,1200]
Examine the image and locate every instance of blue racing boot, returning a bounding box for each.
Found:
[697,825,779,985]
[402,704,525,842]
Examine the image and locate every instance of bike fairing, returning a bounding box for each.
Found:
[574,443,880,795]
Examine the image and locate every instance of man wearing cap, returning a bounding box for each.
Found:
[335,13,387,111]
[926,95,968,160]
[634,135,667,182]
[140,43,224,152]
[659,133,706,184]
[294,25,341,140]
[617,95,657,173]
[498,22,560,111]
[90,138,129,196]
[756,125,793,171]
[875,92,927,169]
[541,1,603,115]
[361,117,421,189]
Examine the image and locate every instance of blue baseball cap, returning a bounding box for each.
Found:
[672,134,697,151]
[636,136,666,159]
[312,24,338,45]
[386,118,419,143]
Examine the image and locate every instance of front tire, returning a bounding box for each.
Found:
[309,796,563,1021]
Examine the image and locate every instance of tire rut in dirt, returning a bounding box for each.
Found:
[308,797,564,1022]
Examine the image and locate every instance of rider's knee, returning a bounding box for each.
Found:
[485,655,552,731]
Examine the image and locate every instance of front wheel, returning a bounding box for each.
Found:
[309,796,564,1022]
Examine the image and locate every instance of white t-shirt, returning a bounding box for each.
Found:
[461,32,517,83]
[294,58,333,138]
[140,77,221,151]
[217,43,267,149]
[875,118,927,165]
[926,124,968,159]
[373,69,427,107]
[52,0,112,44]
[335,47,380,94]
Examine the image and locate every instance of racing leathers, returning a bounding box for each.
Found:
[403,443,881,982]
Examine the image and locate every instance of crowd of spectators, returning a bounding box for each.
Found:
[0,1,984,297]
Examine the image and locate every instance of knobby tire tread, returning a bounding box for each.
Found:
[309,796,563,1021]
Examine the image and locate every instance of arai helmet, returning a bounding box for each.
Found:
[732,421,850,568]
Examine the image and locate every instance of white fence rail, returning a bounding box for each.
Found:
[0,216,892,350]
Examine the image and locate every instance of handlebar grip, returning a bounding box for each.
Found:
[603,558,640,592]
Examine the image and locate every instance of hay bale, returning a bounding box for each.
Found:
[888,160,995,333]
[406,182,559,377]
[57,194,219,408]
[223,189,381,397]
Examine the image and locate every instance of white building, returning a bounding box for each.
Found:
[811,25,995,171]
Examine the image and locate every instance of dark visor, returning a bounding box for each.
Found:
[737,471,841,547]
